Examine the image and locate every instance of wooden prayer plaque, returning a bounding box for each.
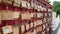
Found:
[26,2,31,9]
[13,26,19,34]
[21,12,31,19]
[30,22,33,28]
[13,0,21,7]
[21,1,27,8]
[1,11,20,20]
[3,0,13,4]
[21,24,25,33]
[25,23,29,30]
[2,25,13,34]
[43,25,45,30]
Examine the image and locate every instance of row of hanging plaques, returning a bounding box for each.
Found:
[0,11,44,20]
[0,10,52,21]
[0,19,51,34]
[0,0,52,12]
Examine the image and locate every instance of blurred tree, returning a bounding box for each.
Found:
[53,1,60,16]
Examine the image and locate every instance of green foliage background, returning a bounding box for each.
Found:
[53,1,60,17]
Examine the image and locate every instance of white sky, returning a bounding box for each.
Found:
[50,0,60,5]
